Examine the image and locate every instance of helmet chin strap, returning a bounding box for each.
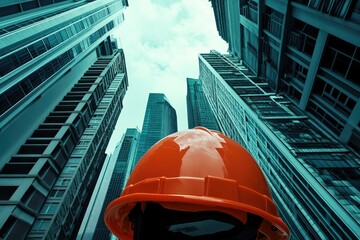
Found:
[129,202,263,240]
[130,203,145,240]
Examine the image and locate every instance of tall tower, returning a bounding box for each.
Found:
[0,0,129,238]
[0,0,128,161]
[77,128,140,240]
[199,50,360,239]
[186,78,219,130]
[209,0,360,152]
[134,93,178,163]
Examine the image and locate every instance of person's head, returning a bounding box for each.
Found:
[105,127,289,239]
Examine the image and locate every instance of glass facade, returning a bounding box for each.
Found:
[186,78,219,130]
[0,0,128,238]
[0,49,128,239]
[134,93,178,164]
[0,0,124,117]
[77,128,140,240]
[210,0,360,152]
[199,51,360,239]
[0,0,70,18]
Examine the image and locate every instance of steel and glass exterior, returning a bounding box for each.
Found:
[0,0,128,238]
[134,93,178,164]
[77,128,140,240]
[199,51,360,239]
[186,78,219,130]
[0,0,128,161]
[209,0,360,152]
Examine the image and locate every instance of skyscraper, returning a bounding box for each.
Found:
[0,0,128,161]
[199,50,360,239]
[134,93,178,163]
[209,0,360,152]
[77,128,140,240]
[186,78,219,130]
[0,0,128,238]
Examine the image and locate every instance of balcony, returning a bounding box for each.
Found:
[240,1,258,24]
[263,7,284,39]
[288,20,318,57]
[294,0,353,19]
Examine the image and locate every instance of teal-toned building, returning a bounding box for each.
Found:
[209,0,360,152]
[186,78,219,130]
[199,50,360,239]
[0,0,128,238]
[77,128,140,240]
[134,93,178,164]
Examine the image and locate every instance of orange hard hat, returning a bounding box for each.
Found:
[105,127,289,239]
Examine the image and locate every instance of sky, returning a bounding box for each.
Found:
[106,0,228,153]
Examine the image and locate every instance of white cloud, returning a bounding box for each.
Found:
[106,0,228,153]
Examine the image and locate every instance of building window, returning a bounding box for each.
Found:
[72,148,86,155]
[62,166,77,174]
[322,35,359,85]
[49,189,65,198]
[5,85,25,106]
[0,186,17,200]
[0,94,11,115]
[28,41,47,58]
[294,0,353,19]
[68,157,81,164]
[40,203,59,215]
[21,186,45,212]
[288,19,318,56]
[263,7,283,39]
[0,216,16,239]
[307,101,345,135]
[313,77,356,116]
[55,178,71,187]
[240,0,258,23]
[284,57,308,83]
[31,219,50,232]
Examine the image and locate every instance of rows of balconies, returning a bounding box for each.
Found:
[0,54,120,239]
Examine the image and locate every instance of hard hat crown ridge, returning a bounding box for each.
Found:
[105,127,290,239]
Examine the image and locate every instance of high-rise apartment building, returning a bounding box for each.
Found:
[0,0,128,161]
[0,0,129,238]
[199,50,360,239]
[209,0,360,152]
[186,78,219,130]
[134,93,178,163]
[77,128,140,240]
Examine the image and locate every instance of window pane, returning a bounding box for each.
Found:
[33,219,50,231]
[44,62,55,77]
[0,5,19,18]
[16,48,32,65]
[39,0,53,6]
[333,53,350,76]
[0,94,11,115]
[47,35,59,48]
[51,59,61,72]
[59,29,68,41]
[19,79,34,95]
[0,56,14,77]
[347,60,359,82]
[27,45,37,58]
[49,189,65,198]
[74,22,81,32]
[33,40,47,56]
[28,72,42,89]
[21,1,39,11]
[5,85,25,105]
[40,203,58,214]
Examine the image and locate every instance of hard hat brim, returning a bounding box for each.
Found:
[105,176,290,240]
